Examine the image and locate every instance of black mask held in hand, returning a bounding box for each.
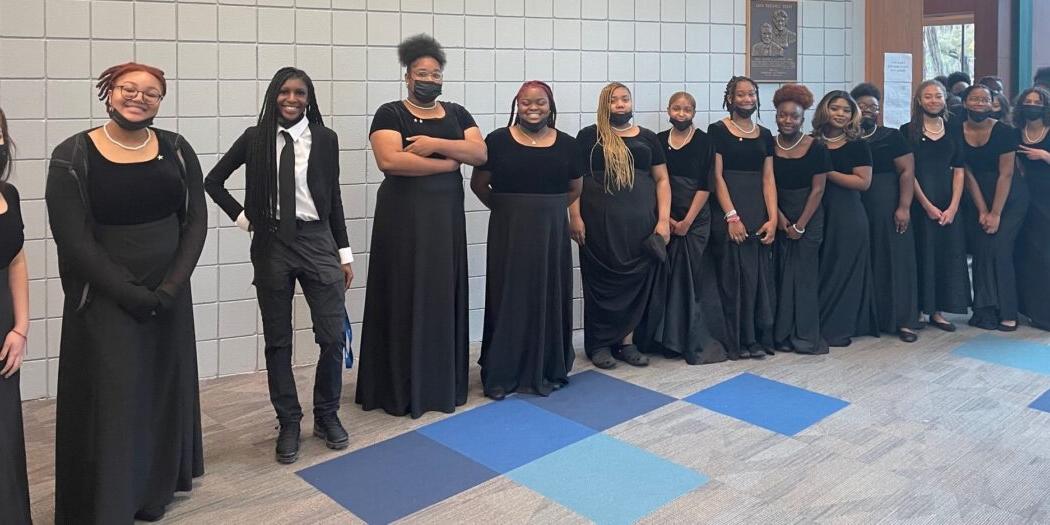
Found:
[412,81,442,104]
[669,118,693,131]
[610,111,633,127]
[1019,104,1045,121]
[108,105,154,131]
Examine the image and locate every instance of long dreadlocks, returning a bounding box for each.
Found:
[593,82,635,193]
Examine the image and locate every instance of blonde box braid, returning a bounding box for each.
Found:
[593,82,635,193]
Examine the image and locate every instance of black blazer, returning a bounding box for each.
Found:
[204,123,350,252]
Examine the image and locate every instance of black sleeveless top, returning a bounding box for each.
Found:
[0,183,23,268]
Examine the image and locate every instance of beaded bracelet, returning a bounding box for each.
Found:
[727,215,742,223]
[791,223,805,234]
[724,209,738,220]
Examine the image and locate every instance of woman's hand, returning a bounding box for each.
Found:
[655,220,671,244]
[756,220,776,245]
[924,203,943,222]
[979,212,1001,234]
[728,220,747,244]
[939,205,958,226]
[672,217,692,237]
[786,224,803,240]
[404,136,442,157]
[0,330,26,378]
[1018,144,1050,163]
[894,207,910,234]
[570,215,586,245]
[341,264,354,290]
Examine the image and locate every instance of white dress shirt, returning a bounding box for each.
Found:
[236,117,354,264]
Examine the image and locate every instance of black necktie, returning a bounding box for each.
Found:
[278,130,296,243]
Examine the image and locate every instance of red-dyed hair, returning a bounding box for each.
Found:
[95,62,167,103]
[772,83,814,110]
[506,80,557,128]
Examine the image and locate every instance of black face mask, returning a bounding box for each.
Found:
[669,118,693,131]
[1019,104,1045,121]
[860,116,877,130]
[0,143,8,169]
[968,109,993,123]
[609,111,633,127]
[278,112,306,129]
[733,106,757,119]
[921,107,945,118]
[517,117,548,133]
[107,105,154,131]
[412,81,442,104]
[989,110,1004,120]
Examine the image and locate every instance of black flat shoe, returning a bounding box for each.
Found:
[898,330,918,343]
[746,345,767,359]
[135,505,167,522]
[314,415,350,450]
[590,347,617,369]
[276,422,301,464]
[485,388,507,401]
[828,337,852,348]
[775,341,794,352]
[998,322,1018,332]
[929,318,956,332]
[612,344,650,367]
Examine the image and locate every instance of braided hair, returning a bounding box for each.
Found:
[247,67,325,240]
[506,80,557,128]
[722,76,761,117]
[593,82,635,193]
[95,62,167,107]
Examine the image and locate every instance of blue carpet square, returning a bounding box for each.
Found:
[297,431,497,524]
[1030,389,1050,413]
[953,334,1050,375]
[508,434,708,525]
[522,370,675,431]
[684,373,849,436]
[416,399,595,472]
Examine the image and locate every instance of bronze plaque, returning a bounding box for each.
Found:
[746,0,800,83]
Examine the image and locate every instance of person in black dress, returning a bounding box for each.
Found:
[570,82,671,369]
[0,108,31,525]
[1013,87,1050,330]
[852,83,921,343]
[771,84,829,355]
[470,81,580,399]
[47,63,206,524]
[640,91,727,365]
[357,35,487,418]
[205,67,354,464]
[708,76,777,360]
[814,90,879,347]
[903,80,971,332]
[961,84,1029,331]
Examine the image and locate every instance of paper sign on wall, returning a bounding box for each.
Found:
[883,53,912,129]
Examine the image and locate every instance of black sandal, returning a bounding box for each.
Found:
[898,330,918,343]
[590,347,617,369]
[612,344,650,367]
[929,317,956,332]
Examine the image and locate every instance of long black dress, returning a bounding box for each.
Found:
[575,125,665,355]
[707,121,776,358]
[820,139,880,343]
[964,121,1029,324]
[773,140,830,354]
[638,129,727,364]
[47,130,206,525]
[0,183,30,525]
[1017,128,1050,329]
[901,124,971,315]
[476,127,578,396]
[861,127,920,333]
[357,101,476,418]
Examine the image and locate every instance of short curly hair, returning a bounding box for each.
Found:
[397,33,446,69]
[946,71,971,91]
[772,83,814,110]
[850,82,882,102]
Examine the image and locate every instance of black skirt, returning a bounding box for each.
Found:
[970,169,1029,321]
[1018,172,1050,327]
[55,215,204,525]
[479,192,574,396]
[912,162,971,314]
[862,170,920,332]
[0,267,31,525]
[637,175,727,364]
[819,183,880,342]
[774,187,827,354]
[356,171,469,418]
[579,170,659,354]
[710,169,775,357]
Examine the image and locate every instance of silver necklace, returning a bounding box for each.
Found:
[103,122,152,151]
[776,133,805,151]
[1024,123,1048,144]
[727,117,756,135]
[404,98,437,110]
[822,132,847,143]
[861,125,878,139]
[667,128,694,150]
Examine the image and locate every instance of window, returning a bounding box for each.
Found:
[923,15,975,80]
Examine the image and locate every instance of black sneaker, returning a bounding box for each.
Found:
[276,422,301,464]
[314,415,350,450]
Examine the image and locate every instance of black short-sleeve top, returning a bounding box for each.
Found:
[827,139,873,175]
[963,121,1019,173]
[0,183,24,269]
[369,100,478,159]
[865,126,911,174]
[476,127,582,194]
[576,125,666,176]
[86,137,185,226]
[657,129,713,191]
[774,140,832,190]
[707,120,774,172]
[900,123,966,172]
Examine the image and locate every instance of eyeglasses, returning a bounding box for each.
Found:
[411,70,443,81]
[966,97,992,104]
[114,84,163,105]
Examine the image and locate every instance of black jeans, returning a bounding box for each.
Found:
[253,222,346,425]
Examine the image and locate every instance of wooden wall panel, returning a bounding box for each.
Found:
[865,0,925,89]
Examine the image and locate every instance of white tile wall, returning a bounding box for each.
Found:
[0,0,861,399]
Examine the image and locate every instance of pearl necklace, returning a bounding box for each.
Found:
[103,122,152,151]
[1024,123,1048,144]
[404,98,437,110]
[822,132,846,143]
[667,128,694,150]
[776,133,805,151]
[923,117,945,136]
[861,125,878,140]
[727,117,756,135]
